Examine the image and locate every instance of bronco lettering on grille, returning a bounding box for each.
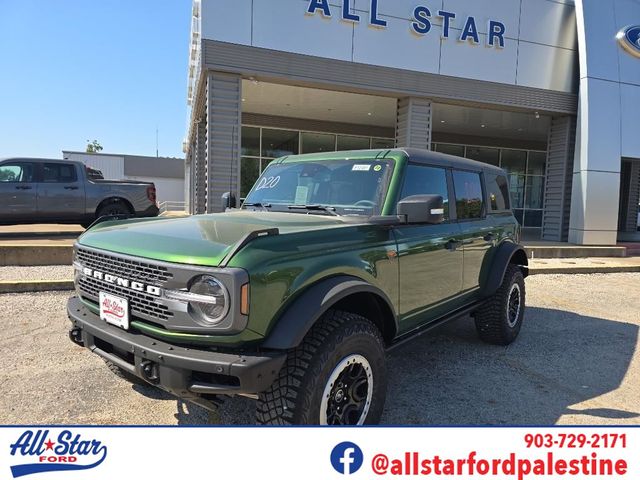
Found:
[81,267,161,296]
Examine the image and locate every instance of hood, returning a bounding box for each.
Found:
[78,210,351,266]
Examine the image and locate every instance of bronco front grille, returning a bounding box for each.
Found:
[75,247,174,322]
[78,276,173,321]
[76,247,173,284]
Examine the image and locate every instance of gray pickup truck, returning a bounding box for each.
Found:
[0,158,159,228]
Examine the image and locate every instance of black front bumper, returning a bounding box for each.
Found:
[67,296,286,407]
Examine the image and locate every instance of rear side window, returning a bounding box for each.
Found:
[453,170,484,220]
[400,164,449,220]
[0,163,35,182]
[43,163,77,183]
[486,174,511,211]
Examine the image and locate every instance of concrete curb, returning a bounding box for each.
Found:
[0,245,73,266]
[528,265,640,275]
[0,280,75,294]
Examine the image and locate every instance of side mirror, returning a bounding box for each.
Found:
[397,195,444,224]
[221,192,236,210]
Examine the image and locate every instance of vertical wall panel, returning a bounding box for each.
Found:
[194,121,208,214]
[624,161,640,232]
[542,116,576,242]
[395,98,432,150]
[205,71,242,213]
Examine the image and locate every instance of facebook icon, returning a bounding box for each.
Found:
[330,442,364,475]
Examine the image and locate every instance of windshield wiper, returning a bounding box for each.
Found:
[287,204,340,216]
[243,202,272,211]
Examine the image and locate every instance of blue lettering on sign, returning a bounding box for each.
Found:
[370,0,387,27]
[342,0,360,22]
[307,0,331,17]
[488,20,506,47]
[438,10,456,38]
[411,6,432,35]
[459,16,479,44]
[305,1,506,49]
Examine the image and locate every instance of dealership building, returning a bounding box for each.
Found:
[184,0,640,245]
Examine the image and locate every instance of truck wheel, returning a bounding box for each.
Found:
[104,360,147,386]
[96,200,131,218]
[256,310,387,425]
[474,264,525,345]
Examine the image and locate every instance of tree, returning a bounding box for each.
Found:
[86,140,103,153]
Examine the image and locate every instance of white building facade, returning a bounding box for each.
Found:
[184,0,640,245]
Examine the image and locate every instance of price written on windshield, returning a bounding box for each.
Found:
[255,176,281,191]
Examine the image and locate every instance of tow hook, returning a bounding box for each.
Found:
[68,328,84,346]
[141,360,159,383]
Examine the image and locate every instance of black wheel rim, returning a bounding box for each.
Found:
[507,283,521,327]
[320,355,373,425]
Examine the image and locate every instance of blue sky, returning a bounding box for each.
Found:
[0,0,190,159]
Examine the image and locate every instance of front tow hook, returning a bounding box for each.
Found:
[68,328,84,347]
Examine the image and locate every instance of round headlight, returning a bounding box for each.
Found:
[188,275,229,325]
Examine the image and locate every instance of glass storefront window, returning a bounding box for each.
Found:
[337,135,370,151]
[371,138,395,149]
[301,132,336,154]
[528,151,546,176]
[241,127,260,157]
[525,176,545,209]
[240,157,260,198]
[261,129,299,158]
[508,175,525,209]
[524,210,543,227]
[501,150,527,175]
[434,144,465,157]
[466,146,500,166]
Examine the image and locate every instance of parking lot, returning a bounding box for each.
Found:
[0,273,638,425]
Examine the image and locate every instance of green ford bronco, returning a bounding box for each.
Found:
[68,148,528,425]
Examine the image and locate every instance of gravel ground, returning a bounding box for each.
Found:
[0,273,639,425]
[0,266,74,282]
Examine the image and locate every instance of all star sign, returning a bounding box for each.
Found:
[306,0,507,48]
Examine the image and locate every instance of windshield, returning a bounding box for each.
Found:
[243,159,394,216]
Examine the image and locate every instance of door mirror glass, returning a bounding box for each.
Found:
[221,192,236,210]
[397,195,444,224]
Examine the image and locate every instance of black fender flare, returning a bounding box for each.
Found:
[261,275,397,350]
[481,242,529,297]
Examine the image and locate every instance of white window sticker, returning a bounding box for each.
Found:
[352,164,371,172]
[294,186,309,205]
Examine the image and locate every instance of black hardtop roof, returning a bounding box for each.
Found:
[393,148,507,175]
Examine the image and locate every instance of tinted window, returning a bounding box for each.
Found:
[400,164,449,220]
[486,174,511,211]
[43,163,77,183]
[453,170,484,219]
[0,163,34,182]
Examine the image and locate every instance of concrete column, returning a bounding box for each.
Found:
[395,98,432,150]
[568,81,621,245]
[194,120,207,214]
[542,116,576,242]
[205,71,241,213]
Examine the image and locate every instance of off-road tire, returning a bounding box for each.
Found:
[256,310,387,425]
[104,360,147,386]
[474,264,525,345]
[96,200,131,218]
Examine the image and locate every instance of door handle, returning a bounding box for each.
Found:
[445,239,461,251]
[483,233,495,242]
[15,185,32,190]
[64,186,79,190]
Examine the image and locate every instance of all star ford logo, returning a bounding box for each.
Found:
[9,429,107,478]
[617,25,640,58]
[81,266,161,296]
